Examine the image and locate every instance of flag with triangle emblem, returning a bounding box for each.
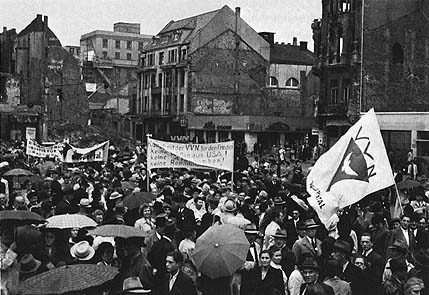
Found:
[328,138,369,190]
[307,109,394,230]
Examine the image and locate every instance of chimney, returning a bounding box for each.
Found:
[3,27,6,34]
[300,41,308,51]
[258,32,275,47]
[293,37,297,46]
[43,15,48,26]
[37,14,42,20]
[235,7,241,33]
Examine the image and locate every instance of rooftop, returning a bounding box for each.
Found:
[270,43,313,65]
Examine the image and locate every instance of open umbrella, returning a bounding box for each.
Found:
[20,264,118,295]
[192,224,249,279]
[0,210,46,224]
[3,168,34,177]
[397,179,422,190]
[123,192,156,210]
[46,214,97,229]
[89,224,149,238]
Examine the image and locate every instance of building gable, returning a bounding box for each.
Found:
[188,5,270,61]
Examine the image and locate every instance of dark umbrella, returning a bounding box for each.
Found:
[20,264,118,295]
[0,210,46,224]
[88,224,149,238]
[3,168,34,177]
[397,179,422,190]
[123,191,156,210]
[192,224,249,279]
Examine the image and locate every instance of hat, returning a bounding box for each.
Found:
[298,257,320,271]
[333,240,351,255]
[0,161,9,168]
[272,228,288,239]
[122,277,151,294]
[411,248,429,269]
[296,221,306,231]
[273,196,286,206]
[388,239,408,253]
[78,198,91,208]
[244,223,259,235]
[223,199,237,213]
[70,241,95,261]
[18,254,41,274]
[110,191,123,200]
[304,219,320,229]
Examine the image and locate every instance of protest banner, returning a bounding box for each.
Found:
[306,109,395,229]
[147,138,234,171]
[26,139,64,159]
[63,141,109,163]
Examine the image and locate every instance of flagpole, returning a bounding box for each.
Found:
[394,183,404,216]
[231,170,234,193]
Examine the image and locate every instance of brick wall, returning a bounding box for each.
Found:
[46,46,89,125]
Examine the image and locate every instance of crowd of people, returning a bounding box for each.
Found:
[0,140,428,295]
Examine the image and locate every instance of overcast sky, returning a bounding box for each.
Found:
[2,0,321,49]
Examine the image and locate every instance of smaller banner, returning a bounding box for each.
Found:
[63,141,109,163]
[306,109,394,229]
[26,139,64,159]
[147,138,234,171]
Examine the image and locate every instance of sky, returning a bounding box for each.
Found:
[2,0,321,49]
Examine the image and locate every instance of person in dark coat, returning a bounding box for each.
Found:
[55,189,77,215]
[332,240,366,295]
[157,250,197,295]
[118,237,154,292]
[147,218,176,283]
[371,213,390,260]
[360,233,384,295]
[170,195,196,235]
[408,248,429,295]
[272,228,296,277]
[241,250,285,295]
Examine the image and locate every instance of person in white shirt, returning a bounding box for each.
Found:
[178,230,196,259]
[188,196,206,225]
[263,209,285,250]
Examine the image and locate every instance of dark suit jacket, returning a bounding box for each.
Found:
[372,226,390,259]
[170,208,196,232]
[280,244,296,277]
[364,250,384,295]
[119,253,154,290]
[415,228,429,250]
[292,237,322,262]
[55,199,76,215]
[158,271,197,295]
[147,237,175,275]
[241,266,285,295]
[341,262,366,295]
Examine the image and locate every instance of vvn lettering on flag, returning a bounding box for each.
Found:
[306,109,394,230]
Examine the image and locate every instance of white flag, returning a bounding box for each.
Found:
[306,109,394,229]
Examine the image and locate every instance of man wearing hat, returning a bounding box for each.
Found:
[298,257,334,295]
[292,219,322,263]
[243,223,261,270]
[119,237,154,292]
[387,215,416,256]
[77,198,91,216]
[408,248,429,294]
[272,228,296,277]
[122,277,151,294]
[263,209,285,250]
[170,194,196,236]
[70,240,95,262]
[18,254,45,281]
[383,239,414,282]
[332,240,365,295]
